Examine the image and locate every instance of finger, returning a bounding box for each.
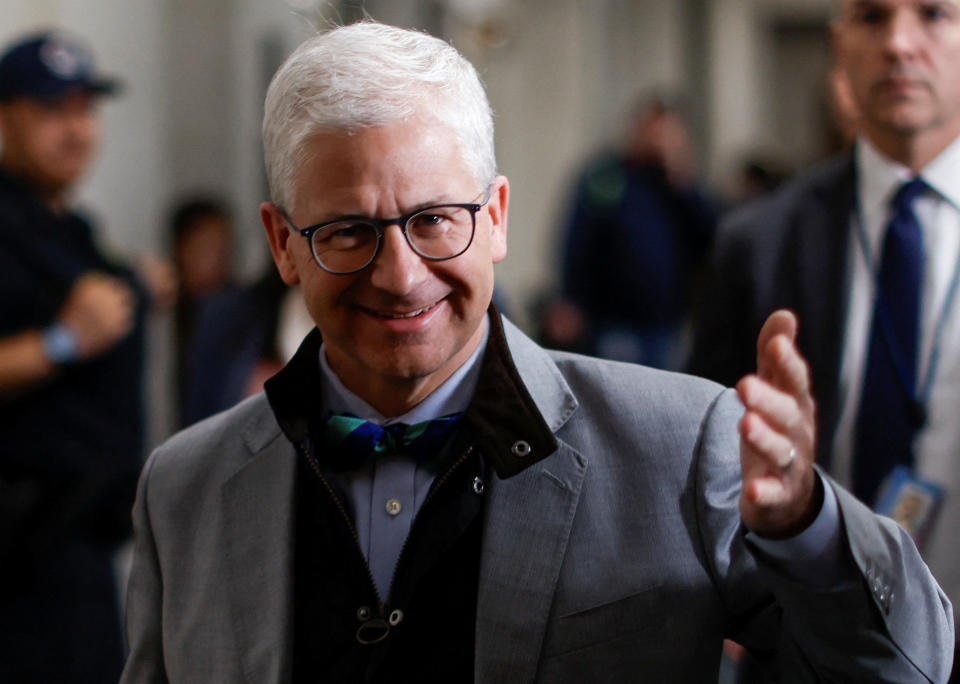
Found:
[756,309,797,379]
[740,411,796,469]
[761,334,813,403]
[736,375,801,435]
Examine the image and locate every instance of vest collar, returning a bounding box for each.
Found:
[264,305,561,479]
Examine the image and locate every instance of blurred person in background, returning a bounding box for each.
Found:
[552,95,719,368]
[168,196,235,424]
[180,261,309,426]
[730,155,792,206]
[690,1,960,677]
[0,30,149,683]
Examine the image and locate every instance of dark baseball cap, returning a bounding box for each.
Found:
[0,31,120,102]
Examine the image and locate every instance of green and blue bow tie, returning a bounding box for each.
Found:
[318,411,463,471]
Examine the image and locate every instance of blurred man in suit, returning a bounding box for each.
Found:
[691,1,960,676]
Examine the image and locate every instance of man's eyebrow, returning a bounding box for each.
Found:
[845,0,887,11]
[847,0,883,10]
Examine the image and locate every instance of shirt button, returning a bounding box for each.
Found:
[385,498,402,516]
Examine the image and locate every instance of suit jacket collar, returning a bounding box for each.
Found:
[475,316,586,681]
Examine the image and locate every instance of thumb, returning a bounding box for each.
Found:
[756,309,798,379]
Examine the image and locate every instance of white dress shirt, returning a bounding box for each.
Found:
[833,135,960,614]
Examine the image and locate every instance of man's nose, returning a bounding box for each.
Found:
[883,9,923,61]
[368,224,429,295]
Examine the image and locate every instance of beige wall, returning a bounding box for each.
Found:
[0,0,837,322]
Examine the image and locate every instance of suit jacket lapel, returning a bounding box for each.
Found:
[792,155,855,466]
[221,431,297,684]
[475,318,586,682]
[475,442,586,682]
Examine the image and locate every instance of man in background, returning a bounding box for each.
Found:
[555,96,717,368]
[0,31,145,683]
[690,1,960,677]
[167,196,235,425]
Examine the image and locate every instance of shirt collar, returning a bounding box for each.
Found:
[856,136,914,227]
[857,133,960,218]
[918,133,960,212]
[318,316,490,425]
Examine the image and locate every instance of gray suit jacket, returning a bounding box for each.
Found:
[122,316,954,683]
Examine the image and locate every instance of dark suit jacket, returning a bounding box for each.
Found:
[689,154,856,469]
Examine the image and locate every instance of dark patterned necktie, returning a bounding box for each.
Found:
[852,178,928,504]
[318,411,464,471]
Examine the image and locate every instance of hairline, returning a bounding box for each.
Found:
[262,22,497,214]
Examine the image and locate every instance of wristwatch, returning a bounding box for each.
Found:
[42,322,79,364]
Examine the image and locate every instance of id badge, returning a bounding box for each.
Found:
[873,465,944,551]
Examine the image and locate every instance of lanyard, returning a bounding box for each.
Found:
[853,184,960,427]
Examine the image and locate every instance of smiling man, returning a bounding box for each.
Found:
[266,118,507,416]
[122,21,952,683]
[691,2,960,676]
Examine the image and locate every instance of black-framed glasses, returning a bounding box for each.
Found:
[279,186,492,275]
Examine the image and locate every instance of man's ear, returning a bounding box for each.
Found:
[485,175,509,263]
[260,201,301,285]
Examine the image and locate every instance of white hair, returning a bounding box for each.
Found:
[262,21,496,211]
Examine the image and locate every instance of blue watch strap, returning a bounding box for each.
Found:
[42,322,79,364]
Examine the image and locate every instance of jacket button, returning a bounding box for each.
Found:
[357,606,371,621]
[511,440,532,458]
[388,609,404,626]
[385,499,402,516]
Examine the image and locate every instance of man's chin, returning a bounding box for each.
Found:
[41,166,86,191]
[368,348,449,382]
[872,100,939,134]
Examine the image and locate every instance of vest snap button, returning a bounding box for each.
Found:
[357,606,371,621]
[388,609,404,626]
[356,618,390,644]
[472,476,484,495]
[511,440,532,458]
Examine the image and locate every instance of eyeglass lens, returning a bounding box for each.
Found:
[311,205,475,273]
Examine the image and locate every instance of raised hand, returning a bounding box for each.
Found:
[736,310,820,538]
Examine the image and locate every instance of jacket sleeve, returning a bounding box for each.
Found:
[695,389,954,682]
[120,451,170,684]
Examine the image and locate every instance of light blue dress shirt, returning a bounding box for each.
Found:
[317,320,489,599]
